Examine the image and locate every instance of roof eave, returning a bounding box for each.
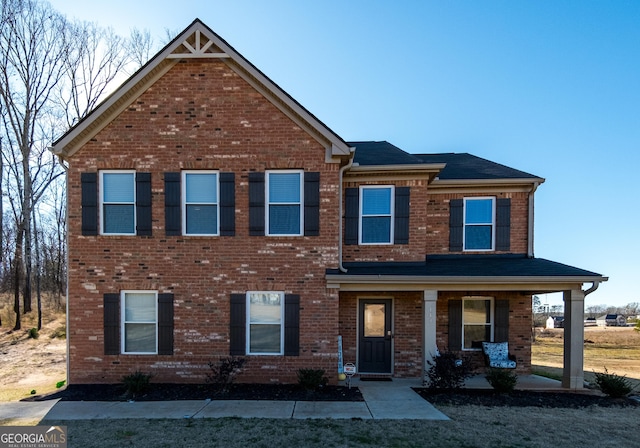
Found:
[326,274,608,292]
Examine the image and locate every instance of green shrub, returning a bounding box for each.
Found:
[28,328,39,339]
[594,368,634,398]
[206,356,246,393]
[121,370,153,397]
[51,326,66,339]
[56,380,66,389]
[297,368,329,391]
[486,368,518,393]
[425,351,473,390]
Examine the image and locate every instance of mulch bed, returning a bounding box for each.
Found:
[414,388,640,408]
[25,383,364,402]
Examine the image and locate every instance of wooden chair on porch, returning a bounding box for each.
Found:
[481,342,516,369]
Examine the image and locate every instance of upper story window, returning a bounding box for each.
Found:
[462,297,493,350]
[100,171,136,235]
[464,197,495,251]
[122,290,157,354]
[247,291,284,355]
[359,185,394,244]
[182,171,219,235]
[266,171,303,236]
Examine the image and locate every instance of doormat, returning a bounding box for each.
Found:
[359,377,392,382]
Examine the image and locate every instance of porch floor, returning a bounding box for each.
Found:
[463,374,563,391]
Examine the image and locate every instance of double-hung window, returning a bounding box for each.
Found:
[462,297,493,350]
[247,291,284,355]
[183,171,219,235]
[360,186,394,244]
[101,171,135,235]
[464,197,495,250]
[122,291,157,354]
[266,171,302,236]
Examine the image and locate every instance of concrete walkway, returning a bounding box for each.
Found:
[0,375,563,422]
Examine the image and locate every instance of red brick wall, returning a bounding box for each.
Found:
[66,59,342,384]
[426,192,530,255]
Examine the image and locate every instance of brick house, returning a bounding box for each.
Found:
[52,19,606,389]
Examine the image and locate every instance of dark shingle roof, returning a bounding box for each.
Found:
[347,141,541,180]
[349,141,425,166]
[414,153,540,180]
[326,255,602,278]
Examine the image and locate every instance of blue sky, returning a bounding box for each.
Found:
[49,0,640,308]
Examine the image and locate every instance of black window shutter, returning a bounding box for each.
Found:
[136,172,152,236]
[448,299,462,351]
[449,199,463,251]
[344,188,359,245]
[158,293,174,355]
[248,172,265,236]
[164,173,181,236]
[229,294,246,355]
[394,187,410,245]
[81,172,98,236]
[104,293,120,355]
[304,172,320,236]
[219,172,235,236]
[495,198,511,251]
[494,299,510,343]
[284,294,300,356]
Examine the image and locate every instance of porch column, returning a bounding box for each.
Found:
[423,290,438,382]
[562,289,585,389]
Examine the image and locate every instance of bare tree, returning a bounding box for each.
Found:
[0,0,70,328]
[55,20,130,128]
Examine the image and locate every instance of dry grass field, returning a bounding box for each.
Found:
[532,326,640,390]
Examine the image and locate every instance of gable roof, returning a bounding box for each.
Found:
[51,19,352,160]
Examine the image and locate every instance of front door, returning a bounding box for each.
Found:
[358,299,392,374]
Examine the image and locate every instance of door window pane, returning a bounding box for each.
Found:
[364,303,385,337]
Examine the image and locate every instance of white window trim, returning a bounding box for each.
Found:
[181,170,220,236]
[121,290,158,355]
[463,197,495,252]
[246,291,285,355]
[461,296,494,351]
[100,170,136,236]
[359,185,395,245]
[265,170,304,237]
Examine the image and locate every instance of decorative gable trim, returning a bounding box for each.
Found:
[51,19,352,160]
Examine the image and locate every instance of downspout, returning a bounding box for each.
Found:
[338,151,355,273]
[57,154,71,386]
[583,281,600,297]
[527,181,540,258]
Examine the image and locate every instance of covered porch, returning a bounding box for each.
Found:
[327,255,607,389]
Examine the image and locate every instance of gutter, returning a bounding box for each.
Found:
[338,151,355,273]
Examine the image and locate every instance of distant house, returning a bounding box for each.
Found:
[596,314,626,327]
[50,19,607,389]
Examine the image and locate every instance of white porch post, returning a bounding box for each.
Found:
[563,289,585,389]
[423,290,438,383]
